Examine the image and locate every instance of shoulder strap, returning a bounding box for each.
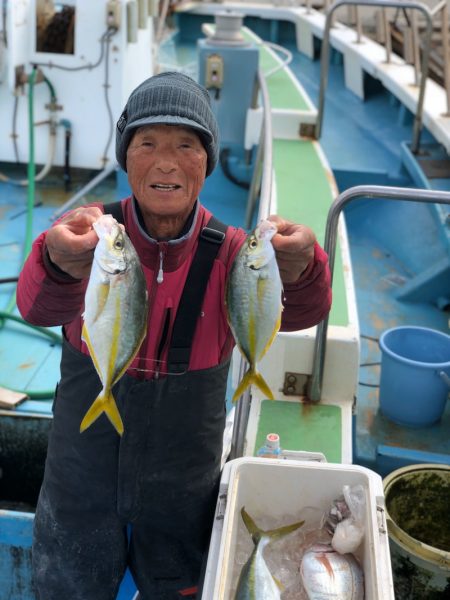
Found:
[103,200,124,224]
[167,215,228,373]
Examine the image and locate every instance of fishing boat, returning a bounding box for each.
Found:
[0,0,449,598]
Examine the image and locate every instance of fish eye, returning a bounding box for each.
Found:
[114,238,124,250]
[249,238,258,249]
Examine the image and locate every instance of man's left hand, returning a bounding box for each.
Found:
[268,215,316,284]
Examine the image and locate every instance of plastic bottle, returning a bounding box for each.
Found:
[257,433,282,459]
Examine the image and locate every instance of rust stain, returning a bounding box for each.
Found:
[300,134,316,142]
[325,167,337,190]
[362,406,376,429]
[368,312,397,333]
[368,313,385,332]
[299,398,316,419]
[18,362,35,370]
[381,420,432,450]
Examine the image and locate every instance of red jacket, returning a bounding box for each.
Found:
[17,198,331,375]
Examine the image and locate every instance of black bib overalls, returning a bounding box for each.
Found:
[32,214,229,600]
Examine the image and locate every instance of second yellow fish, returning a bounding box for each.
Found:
[226,219,283,402]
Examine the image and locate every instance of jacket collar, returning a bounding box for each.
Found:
[126,197,207,272]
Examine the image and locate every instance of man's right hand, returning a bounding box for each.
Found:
[45,207,103,279]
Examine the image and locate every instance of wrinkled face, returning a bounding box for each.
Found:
[126,124,208,223]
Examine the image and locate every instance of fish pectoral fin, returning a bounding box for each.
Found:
[232,368,275,402]
[81,323,103,379]
[79,391,124,436]
[93,281,110,323]
[258,311,282,362]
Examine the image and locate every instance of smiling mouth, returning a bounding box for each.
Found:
[151,184,181,191]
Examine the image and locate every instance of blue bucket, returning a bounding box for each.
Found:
[379,326,450,427]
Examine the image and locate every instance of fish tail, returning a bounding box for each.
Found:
[241,507,305,543]
[232,368,275,403]
[79,391,124,436]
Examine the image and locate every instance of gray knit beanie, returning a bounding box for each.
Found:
[116,72,219,177]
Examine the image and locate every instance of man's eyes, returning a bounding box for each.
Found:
[138,141,196,149]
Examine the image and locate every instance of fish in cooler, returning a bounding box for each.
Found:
[300,543,364,599]
[234,507,304,600]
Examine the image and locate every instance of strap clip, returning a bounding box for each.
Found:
[201,227,226,244]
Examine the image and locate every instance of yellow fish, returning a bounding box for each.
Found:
[235,507,304,600]
[226,219,283,402]
[80,214,148,435]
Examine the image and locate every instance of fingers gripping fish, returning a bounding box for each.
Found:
[80,214,148,435]
[226,219,283,402]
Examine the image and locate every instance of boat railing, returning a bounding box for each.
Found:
[306,184,450,402]
[192,0,449,115]
[315,0,434,154]
[323,0,450,115]
[230,66,273,460]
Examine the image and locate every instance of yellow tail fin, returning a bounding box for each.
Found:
[80,391,124,435]
[232,367,275,402]
[241,506,304,541]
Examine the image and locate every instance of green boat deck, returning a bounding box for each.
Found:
[254,400,342,462]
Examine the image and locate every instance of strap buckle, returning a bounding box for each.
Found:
[201,227,226,244]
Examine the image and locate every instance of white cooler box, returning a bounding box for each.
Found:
[202,457,394,599]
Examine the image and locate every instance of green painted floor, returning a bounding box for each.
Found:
[255,400,342,463]
[272,139,348,327]
[244,29,312,111]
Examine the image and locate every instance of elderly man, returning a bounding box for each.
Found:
[17,72,331,600]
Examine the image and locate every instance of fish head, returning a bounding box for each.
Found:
[93,215,129,274]
[244,219,277,270]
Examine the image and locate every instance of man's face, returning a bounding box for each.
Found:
[126,124,208,224]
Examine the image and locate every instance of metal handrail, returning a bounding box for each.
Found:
[255,69,273,220]
[245,68,273,229]
[307,184,450,402]
[230,67,273,460]
[51,162,119,220]
[311,0,449,114]
[195,0,448,113]
[315,0,433,154]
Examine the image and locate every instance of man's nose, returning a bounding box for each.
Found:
[155,149,177,172]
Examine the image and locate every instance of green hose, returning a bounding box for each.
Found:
[43,75,57,101]
[0,68,62,401]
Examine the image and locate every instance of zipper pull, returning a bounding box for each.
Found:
[157,249,164,284]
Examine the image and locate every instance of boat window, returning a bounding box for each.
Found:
[36,1,75,54]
